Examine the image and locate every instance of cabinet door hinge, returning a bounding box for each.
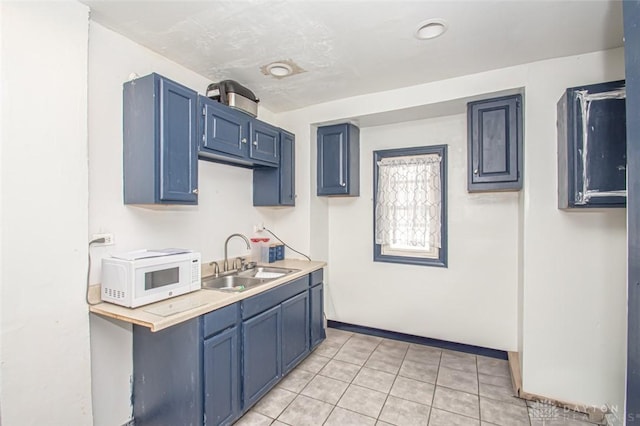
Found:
[202,106,206,116]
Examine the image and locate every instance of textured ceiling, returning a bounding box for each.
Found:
[83,0,624,113]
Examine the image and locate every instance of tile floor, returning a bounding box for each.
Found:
[233,328,599,426]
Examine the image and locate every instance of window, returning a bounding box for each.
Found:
[373,145,447,267]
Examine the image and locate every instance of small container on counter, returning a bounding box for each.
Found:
[250,238,269,262]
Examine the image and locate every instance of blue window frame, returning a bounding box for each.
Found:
[373,145,447,267]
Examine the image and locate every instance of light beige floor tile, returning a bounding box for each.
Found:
[343,336,380,353]
[297,353,331,374]
[313,339,344,358]
[480,397,530,426]
[277,394,333,426]
[399,359,439,384]
[442,349,476,360]
[428,408,480,426]
[376,339,410,357]
[324,406,377,426]
[334,345,375,366]
[277,368,315,393]
[440,352,477,373]
[233,410,273,426]
[365,349,404,374]
[300,374,348,405]
[432,385,480,419]
[326,328,353,344]
[390,376,435,405]
[337,384,388,418]
[478,373,512,389]
[437,366,479,394]
[379,395,431,426]
[380,338,410,350]
[252,387,296,419]
[405,345,442,366]
[319,358,362,383]
[479,382,526,407]
[271,421,289,426]
[376,421,394,426]
[476,356,510,378]
[353,367,397,393]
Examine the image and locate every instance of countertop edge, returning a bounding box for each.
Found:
[89,259,326,332]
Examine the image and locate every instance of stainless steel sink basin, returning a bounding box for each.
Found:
[201,266,300,292]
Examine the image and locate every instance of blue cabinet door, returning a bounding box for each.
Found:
[253,130,295,206]
[467,94,522,192]
[250,120,280,164]
[310,283,326,350]
[280,131,296,206]
[281,291,310,373]
[204,326,240,426]
[199,96,248,158]
[124,73,198,205]
[625,0,640,416]
[242,305,281,409]
[557,81,626,208]
[317,123,360,196]
[133,319,202,426]
[160,78,199,203]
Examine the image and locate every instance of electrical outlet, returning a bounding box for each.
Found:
[253,223,265,233]
[92,233,114,245]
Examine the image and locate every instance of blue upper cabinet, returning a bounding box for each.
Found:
[198,96,279,168]
[467,94,523,192]
[253,130,295,206]
[124,73,198,205]
[250,120,279,164]
[317,123,360,196]
[199,95,248,159]
[557,80,627,208]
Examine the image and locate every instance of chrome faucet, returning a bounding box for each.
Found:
[223,233,251,271]
[209,261,220,277]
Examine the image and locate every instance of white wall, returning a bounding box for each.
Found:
[87,22,312,425]
[520,52,627,413]
[277,48,626,416]
[1,3,93,425]
[327,116,520,350]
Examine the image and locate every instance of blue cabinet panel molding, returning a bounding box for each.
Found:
[123,73,198,205]
[242,305,282,409]
[253,130,296,206]
[317,123,360,196]
[467,94,523,192]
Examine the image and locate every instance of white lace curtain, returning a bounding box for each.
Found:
[375,154,442,249]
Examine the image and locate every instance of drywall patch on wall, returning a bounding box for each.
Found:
[1,2,93,425]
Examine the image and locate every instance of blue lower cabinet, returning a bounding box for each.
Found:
[282,291,310,373]
[242,305,282,409]
[204,326,240,426]
[133,319,203,426]
[310,283,326,350]
[132,272,326,425]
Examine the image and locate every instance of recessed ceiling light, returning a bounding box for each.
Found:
[266,62,293,77]
[260,60,306,79]
[415,19,447,40]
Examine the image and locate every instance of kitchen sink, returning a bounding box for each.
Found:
[201,266,300,292]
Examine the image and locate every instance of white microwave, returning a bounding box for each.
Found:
[101,251,201,308]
